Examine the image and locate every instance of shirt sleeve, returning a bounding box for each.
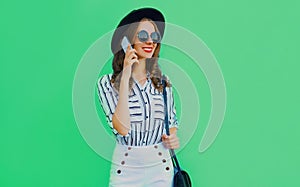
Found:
[166,85,179,129]
[97,74,130,137]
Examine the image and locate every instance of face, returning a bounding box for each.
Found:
[132,21,158,59]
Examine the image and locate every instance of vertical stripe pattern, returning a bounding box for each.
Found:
[97,74,179,146]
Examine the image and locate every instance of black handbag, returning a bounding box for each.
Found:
[162,80,192,187]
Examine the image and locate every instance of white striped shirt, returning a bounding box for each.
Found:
[97,74,179,146]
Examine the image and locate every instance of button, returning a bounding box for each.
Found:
[121,161,125,165]
[146,116,148,119]
[154,145,158,149]
[141,89,144,91]
[165,167,170,171]
[125,153,128,156]
[128,147,131,150]
[158,152,162,156]
[162,159,166,163]
[145,102,148,104]
[117,169,121,174]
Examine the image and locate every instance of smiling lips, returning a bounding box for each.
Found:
[142,47,153,53]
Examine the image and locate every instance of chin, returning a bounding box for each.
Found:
[145,54,154,58]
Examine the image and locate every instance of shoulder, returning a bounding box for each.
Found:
[98,74,112,84]
[97,74,113,92]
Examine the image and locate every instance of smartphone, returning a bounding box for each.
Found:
[121,36,132,53]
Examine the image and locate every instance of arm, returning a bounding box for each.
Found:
[111,45,139,136]
[112,78,130,135]
[162,84,180,149]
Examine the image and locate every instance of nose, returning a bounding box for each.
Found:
[145,38,154,44]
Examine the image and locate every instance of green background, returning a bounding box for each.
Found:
[1,0,299,186]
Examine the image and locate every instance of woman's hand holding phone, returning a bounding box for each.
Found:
[123,44,139,80]
[112,37,138,135]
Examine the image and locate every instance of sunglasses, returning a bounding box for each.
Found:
[137,30,161,43]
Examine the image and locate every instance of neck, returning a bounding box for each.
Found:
[132,58,146,77]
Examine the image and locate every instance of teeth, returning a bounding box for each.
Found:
[143,48,152,50]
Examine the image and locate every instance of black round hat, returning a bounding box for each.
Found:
[111,7,165,54]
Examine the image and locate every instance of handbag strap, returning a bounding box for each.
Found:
[162,79,182,171]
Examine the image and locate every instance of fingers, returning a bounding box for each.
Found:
[125,44,137,56]
[124,46,138,67]
[127,53,138,63]
[164,140,180,149]
[162,134,180,149]
[126,44,132,52]
[162,134,168,140]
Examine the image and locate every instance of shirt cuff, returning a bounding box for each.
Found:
[169,121,179,129]
[112,128,130,138]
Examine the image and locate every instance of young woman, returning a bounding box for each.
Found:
[97,8,180,187]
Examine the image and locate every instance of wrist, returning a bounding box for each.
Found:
[120,76,130,85]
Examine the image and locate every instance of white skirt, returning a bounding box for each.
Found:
[109,142,174,187]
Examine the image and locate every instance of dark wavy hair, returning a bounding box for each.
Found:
[111,18,170,92]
